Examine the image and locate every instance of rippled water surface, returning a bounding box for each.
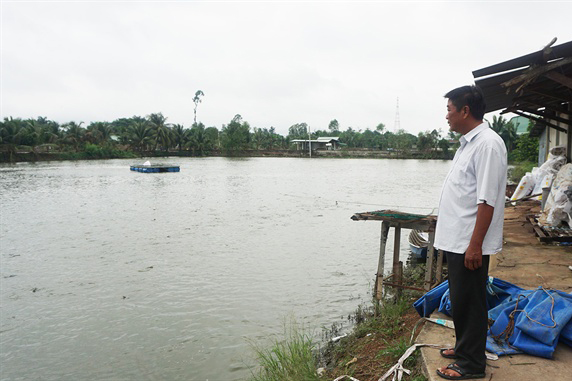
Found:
[1,157,450,380]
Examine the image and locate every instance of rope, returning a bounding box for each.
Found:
[491,287,557,344]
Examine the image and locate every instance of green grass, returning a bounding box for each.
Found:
[249,323,319,381]
[248,279,428,381]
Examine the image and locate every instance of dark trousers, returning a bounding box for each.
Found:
[446,251,490,374]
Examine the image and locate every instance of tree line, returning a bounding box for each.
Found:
[0,111,536,162]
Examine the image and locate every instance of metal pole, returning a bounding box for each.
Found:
[308,125,312,157]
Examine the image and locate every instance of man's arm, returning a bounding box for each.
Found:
[465,202,494,270]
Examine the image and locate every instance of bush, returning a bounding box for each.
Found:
[510,133,538,163]
[509,161,536,183]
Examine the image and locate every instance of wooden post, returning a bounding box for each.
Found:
[396,261,404,298]
[392,224,401,284]
[375,221,390,300]
[435,249,444,285]
[424,231,436,291]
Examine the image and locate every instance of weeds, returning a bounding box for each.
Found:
[249,266,429,381]
[249,321,319,381]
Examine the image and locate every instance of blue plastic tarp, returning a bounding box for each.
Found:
[413,277,525,317]
[413,280,449,318]
[488,288,572,358]
[413,278,572,358]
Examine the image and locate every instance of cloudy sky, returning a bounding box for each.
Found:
[2,0,572,136]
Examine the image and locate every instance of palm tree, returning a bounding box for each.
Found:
[62,121,85,152]
[171,124,190,152]
[128,120,154,153]
[86,122,112,145]
[0,117,26,161]
[491,115,517,152]
[188,122,211,156]
[252,127,264,150]
[147,113,171,152]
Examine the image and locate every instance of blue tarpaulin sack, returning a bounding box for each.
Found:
[488,288,572,358]
[413,280,448,317]
[438,289,452,316]
[558,291,572,347]
[486,277,525,307]
[437,277,524,317]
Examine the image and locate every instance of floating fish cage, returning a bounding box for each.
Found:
[130,163,180,173]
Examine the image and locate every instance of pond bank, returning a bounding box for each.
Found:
[314,200,572,381]
[1,149,452,163]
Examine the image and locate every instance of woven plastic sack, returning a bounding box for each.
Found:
[540,163,572,226]
[510,172,535,201]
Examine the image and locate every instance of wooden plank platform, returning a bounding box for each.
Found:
[351,210,440,295]
[527,214,572,243]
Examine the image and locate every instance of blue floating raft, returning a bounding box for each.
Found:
[130,163,180,173]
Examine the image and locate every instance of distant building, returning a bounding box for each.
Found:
[509,115,531,135]
[291,137,341,151]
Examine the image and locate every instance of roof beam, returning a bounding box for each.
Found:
[509,110,568,133]
[508,105,572,125]
[543,71,572,89]
[513,98,572,117]
[527,88,572,103]
[501,57,572,92]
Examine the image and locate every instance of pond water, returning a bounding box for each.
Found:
[0,157,450,380]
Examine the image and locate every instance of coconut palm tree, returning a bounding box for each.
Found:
[171,124,190,152]
[62,121,85,152]
[491,115,517,152]
[188,122,211,156]
[128,120,154,153]
[0,117,27,161]
[147,113,171,152]
[86,122,112,145]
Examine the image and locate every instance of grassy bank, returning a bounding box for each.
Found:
[248,264,430,381]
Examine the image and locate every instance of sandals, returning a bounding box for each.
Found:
[436,363,485,380]
[440,348,457,359]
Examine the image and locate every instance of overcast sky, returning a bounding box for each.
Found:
[2,1,572,137]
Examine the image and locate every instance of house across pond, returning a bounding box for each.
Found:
[291,137,341,151]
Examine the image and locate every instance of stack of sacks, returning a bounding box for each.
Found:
[539,163,572,227]
[510,146,566,202]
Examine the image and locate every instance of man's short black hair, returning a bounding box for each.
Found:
[444,85,486,121]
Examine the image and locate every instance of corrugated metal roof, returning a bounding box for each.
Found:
[472,40,572,129]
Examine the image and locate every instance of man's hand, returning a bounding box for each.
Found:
[465,243,483,270]
[466,202,494,270]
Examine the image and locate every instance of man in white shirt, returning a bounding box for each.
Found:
[435,85,507,380]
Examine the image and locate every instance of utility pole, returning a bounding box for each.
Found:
[308,125,312,157]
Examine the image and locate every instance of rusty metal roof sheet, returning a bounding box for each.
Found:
[472,39,572,132]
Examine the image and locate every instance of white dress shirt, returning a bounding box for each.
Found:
[434,122,507,255]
